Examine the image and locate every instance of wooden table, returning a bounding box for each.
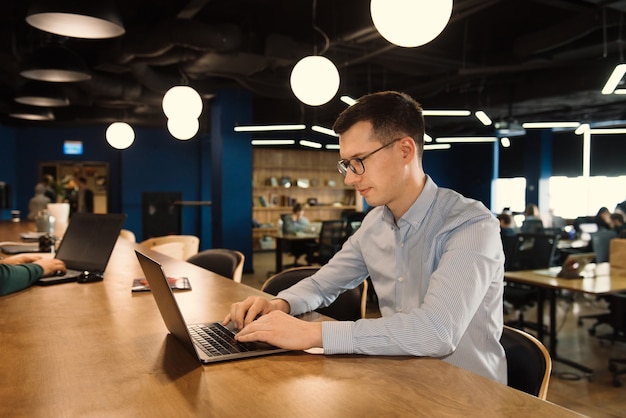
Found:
[504,267,626,375]
[0,239,583,416]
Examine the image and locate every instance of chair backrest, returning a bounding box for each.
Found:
[119,229,136,242]
[520,219,544,234]
[513,233,559,270]
[344,211,366,238]
[317,220,346,265]
[150,241,185,259]
[186,249,245,283]
[261,266,367,321]
[140,235,200,260]
[500,325,552,400]
[591,230,618,263]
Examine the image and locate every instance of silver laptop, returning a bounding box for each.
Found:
[38,213,127,285]
[135,250,288,364]
[533,252,596,279]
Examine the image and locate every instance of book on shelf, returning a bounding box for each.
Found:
[253,195,268,207]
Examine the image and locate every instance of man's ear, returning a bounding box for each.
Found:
[399,136,416,160]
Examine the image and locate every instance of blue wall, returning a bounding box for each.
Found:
[1,98,497,274]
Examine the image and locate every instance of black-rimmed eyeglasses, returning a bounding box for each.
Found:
[336,137,402,176]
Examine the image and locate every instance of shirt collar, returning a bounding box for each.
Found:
[381,175,438,228]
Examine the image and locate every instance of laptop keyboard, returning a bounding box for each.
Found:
[188,323,251,357]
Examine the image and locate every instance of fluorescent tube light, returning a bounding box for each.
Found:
[435,137,497,143]
[589,128,626,134]
[500,137,511,148]
[312,125,338,136]
[522,122,580,129]
[325,144,340,150]
[235,124,306,132]
[299,140,322,149]
[424,133,433,142]
[340,95,357,106]
[424,144,451,151]
[475,111,492,126]
[422,110,471,116]
[251,139,296,146]
[614,89,626,94]
[602,64,626,94]
[574,124,589,135]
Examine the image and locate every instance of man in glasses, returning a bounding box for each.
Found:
[225,91,506,384]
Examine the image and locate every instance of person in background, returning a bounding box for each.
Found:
[610,213,626,237]
[0,254,66,296]
[291,203,310,232]
[520,203,544,233]
[224,91,506,384]
[615,199,626,217]
[497,213,516,236]
[41,174,57,203]
[27,183,50,221]
[69,177,94,214]
[594,207,613,231]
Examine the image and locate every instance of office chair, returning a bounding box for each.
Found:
[344,211,365,239]
[261,266,368,321]
[504,233,559,333]
[577,230,618,334]
[305,220,345,266]
[606,293,626,387]
[140,235,200,260]
[186,248,245,283]
[500,325,552,400]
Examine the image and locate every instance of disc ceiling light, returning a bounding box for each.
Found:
[26,0,125,39]
[370,0,453,47]
[14,81,70,107]
[20,44,91,82]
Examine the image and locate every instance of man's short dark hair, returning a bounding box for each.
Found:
[293,203,303,213]
[332,91,425,157]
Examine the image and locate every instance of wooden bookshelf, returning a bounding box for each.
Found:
[252,148,362,249]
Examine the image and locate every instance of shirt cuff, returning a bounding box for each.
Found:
[321,321,355,354]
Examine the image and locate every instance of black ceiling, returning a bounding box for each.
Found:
[3,0,626,141]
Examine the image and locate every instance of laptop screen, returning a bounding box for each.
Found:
[55,213,126,271]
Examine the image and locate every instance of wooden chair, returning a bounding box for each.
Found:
[119,229,136,242]
[261,266,367,321]
[500,325,552,400]
[140,235,199,260]
[186,248,245,283]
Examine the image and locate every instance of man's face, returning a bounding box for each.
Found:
[338,121,401,208]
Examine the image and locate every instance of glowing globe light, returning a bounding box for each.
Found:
[106,122,135,149]
[167,117,199,140]
[290,56,340,106]
[370,0,453,48]
[162,86,203,119]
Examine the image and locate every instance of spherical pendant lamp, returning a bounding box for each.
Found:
[106,122,135,149]
[167,118,199,140]
[370,0,453,48]
[162,86,203,119]
[290,55,340,106]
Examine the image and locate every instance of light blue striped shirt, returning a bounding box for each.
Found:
[277,176,507,384]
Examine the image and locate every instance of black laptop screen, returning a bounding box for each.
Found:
[55,213,126,272]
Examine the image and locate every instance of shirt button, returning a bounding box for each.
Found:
[398,276,404,282]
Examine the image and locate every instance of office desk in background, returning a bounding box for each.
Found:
[504,266,626,375]
[271,231,318,272]
[0,235,583,416]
